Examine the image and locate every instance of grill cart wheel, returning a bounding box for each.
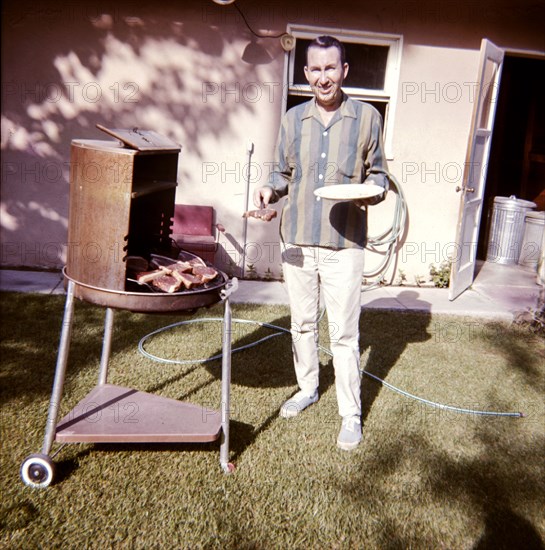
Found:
[20,454,55,488]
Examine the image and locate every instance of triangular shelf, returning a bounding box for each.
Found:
[55,384,222,443]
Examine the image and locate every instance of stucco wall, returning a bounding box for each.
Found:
[386,44,481,284]
[2,0,543,284]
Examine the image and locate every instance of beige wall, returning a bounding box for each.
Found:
[385,44,481,284]
[2,0,543,284]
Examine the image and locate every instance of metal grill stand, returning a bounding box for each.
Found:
[20,129,236,487]
[20,277,237,487]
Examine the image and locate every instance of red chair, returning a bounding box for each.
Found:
[171,204,218,264]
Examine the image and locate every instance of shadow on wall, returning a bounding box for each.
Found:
[1,0,273,268]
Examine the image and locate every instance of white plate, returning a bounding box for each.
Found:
[314,183,385,202]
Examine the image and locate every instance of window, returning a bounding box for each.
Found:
[285,25,403,160]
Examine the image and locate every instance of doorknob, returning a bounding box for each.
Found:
[456,186,475,193]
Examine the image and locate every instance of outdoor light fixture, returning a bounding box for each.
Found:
[241,39,273,64]
[211,0,295,63]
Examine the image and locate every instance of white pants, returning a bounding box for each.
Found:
[281,244,364,418]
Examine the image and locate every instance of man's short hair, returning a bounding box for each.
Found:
[306,35,346,66]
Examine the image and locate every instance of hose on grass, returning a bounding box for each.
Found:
[138,317,524,418]
[138,173,523,419]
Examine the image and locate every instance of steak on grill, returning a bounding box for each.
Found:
[150,256,193,273]
[135,270,167,284]
[175,272,203,289]
[151,274,183,293]
[131,253,219,293]
[192,265,218,283]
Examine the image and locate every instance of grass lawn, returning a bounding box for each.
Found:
[1,291,544,549]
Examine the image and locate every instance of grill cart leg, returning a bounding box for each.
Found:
[98,308,115,385]
[220,279,237,473]
[20,279,76,488]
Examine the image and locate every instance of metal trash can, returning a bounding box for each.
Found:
[519,211,545,270]
[538,221,545,286]
[486,195,536,264]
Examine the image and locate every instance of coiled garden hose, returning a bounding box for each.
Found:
[363,172,408,289]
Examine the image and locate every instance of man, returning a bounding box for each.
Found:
[254,35,389,450]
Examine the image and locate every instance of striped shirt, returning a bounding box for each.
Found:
[269,93,389,249]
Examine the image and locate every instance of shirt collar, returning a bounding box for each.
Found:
[301,92,357,121]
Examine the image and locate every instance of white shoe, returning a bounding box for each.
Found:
[280,390,319,418]
[337,415,362,451]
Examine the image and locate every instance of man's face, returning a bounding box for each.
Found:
[304,46,349,109]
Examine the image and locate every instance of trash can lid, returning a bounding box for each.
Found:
[525,211,545,221]
[493,195,537,209]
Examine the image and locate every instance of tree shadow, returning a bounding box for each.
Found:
[431,421,545,550]
[478,318,544,385]
[337,420,545,548]
[359,291,432,425]
[2,1,278,268]
[336,307,545,547]
[0,292,110,405]
[0,500,39,532]
[474,506,545,550]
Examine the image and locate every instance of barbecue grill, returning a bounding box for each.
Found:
[20,127,236,487]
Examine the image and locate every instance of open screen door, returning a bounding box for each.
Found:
[448,39,504,300]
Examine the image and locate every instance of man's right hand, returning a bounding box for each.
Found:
[253,186,274,208]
